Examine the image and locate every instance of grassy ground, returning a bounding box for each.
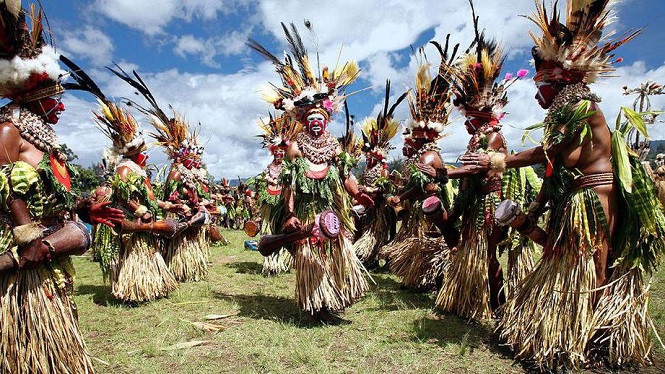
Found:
[74,229,665,373]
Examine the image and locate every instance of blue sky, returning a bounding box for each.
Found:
[34,0,665,179]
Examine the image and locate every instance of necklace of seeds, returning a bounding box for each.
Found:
[297,132,337,164]
[0,106,66,161]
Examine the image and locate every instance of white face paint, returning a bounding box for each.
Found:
[306,112,327,137]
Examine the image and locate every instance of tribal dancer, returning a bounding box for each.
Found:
[463,0,663,368]
[110,66,211,282]
[249,22,373,324]
[432,7,522,319]
[254,113,299,276]
[382,41,456,292]
[353,81,405,267]
[0,2,124,371]
[94,98,179,302]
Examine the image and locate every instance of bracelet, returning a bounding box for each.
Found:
[489,152,507,172]
[134,205,148,218]
[12,222,43,246]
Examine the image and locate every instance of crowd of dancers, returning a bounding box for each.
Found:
[1,0,664,373]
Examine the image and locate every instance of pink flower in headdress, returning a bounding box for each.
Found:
[475,63,482,69]
[322,99,334,113]
[504,73,514,80]
[517,69,529,78]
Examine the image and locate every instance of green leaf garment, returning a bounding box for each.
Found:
[0,153,95,373]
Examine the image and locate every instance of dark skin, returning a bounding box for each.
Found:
[0,100,123,269]
[416,123,508,310]
[461,83,618,290]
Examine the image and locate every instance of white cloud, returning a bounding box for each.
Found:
[59,26,115,65]
[173,29,254,67]
[92,0,237,35]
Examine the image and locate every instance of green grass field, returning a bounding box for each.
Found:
[73,229,665,373]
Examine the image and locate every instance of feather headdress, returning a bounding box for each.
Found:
[248,21,360,121]
[0,1,65,102]
[57,55,146,157]
[360,80,406,159]
[451,0,527,120]
[257,112,301,152]
[528,0,640,84]
[405,35,459,140]
[93,98,146,156]
[108,64,202,161]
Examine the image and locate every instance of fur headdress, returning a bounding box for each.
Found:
[0,1,66,102]
[360,80,406,160]
[405,35,459,141]
[528,0,640,84]
[248,21,360,122]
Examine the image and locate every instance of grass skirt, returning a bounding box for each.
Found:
[164,227,208,282]
[504,237,537,300]
[111,233,178,303]
[294,234,369,313]
[93,224,120,283]
[435,227,493,320]
[353,203,392,265]
[498,188,602,370]
[589,267,654,367]
[0,261,96,373]
[262,248,293,276]
[389,235,449,291]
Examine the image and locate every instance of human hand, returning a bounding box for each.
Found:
[89,202,125,227]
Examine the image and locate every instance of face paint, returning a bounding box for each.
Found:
[135,152,149,167]
[464,116,482,135]
[305,111,328,137]
[535,81,554,109]
[30,96,65,124]
[273,149,285,163]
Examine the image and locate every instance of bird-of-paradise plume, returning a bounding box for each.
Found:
[360,80,406,159]
[93,98,146,156]
[257,112,302,150]
[405,34,459,140]
[247,20,360,121]
[448,0,528,120]
[527,0,640,83]
[108,63,195,160]
[0,0,65,101]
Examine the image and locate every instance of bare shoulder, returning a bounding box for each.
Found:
[116,165,131,181]
[0,121,21,141]
[488,132,507,153]
[420,150,443,169]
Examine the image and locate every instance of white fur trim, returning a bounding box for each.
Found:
[0,47,65,97]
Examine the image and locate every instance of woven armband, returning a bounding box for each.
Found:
[12,222,43,246]
[489,152,507,172]
[134,205,148,217]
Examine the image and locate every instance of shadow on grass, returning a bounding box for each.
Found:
[364,273,435,311]
[226,261,263,275]
[213,291,328,328]
[77,284,140,308]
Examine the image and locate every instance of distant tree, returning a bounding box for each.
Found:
[59,143,78,162]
